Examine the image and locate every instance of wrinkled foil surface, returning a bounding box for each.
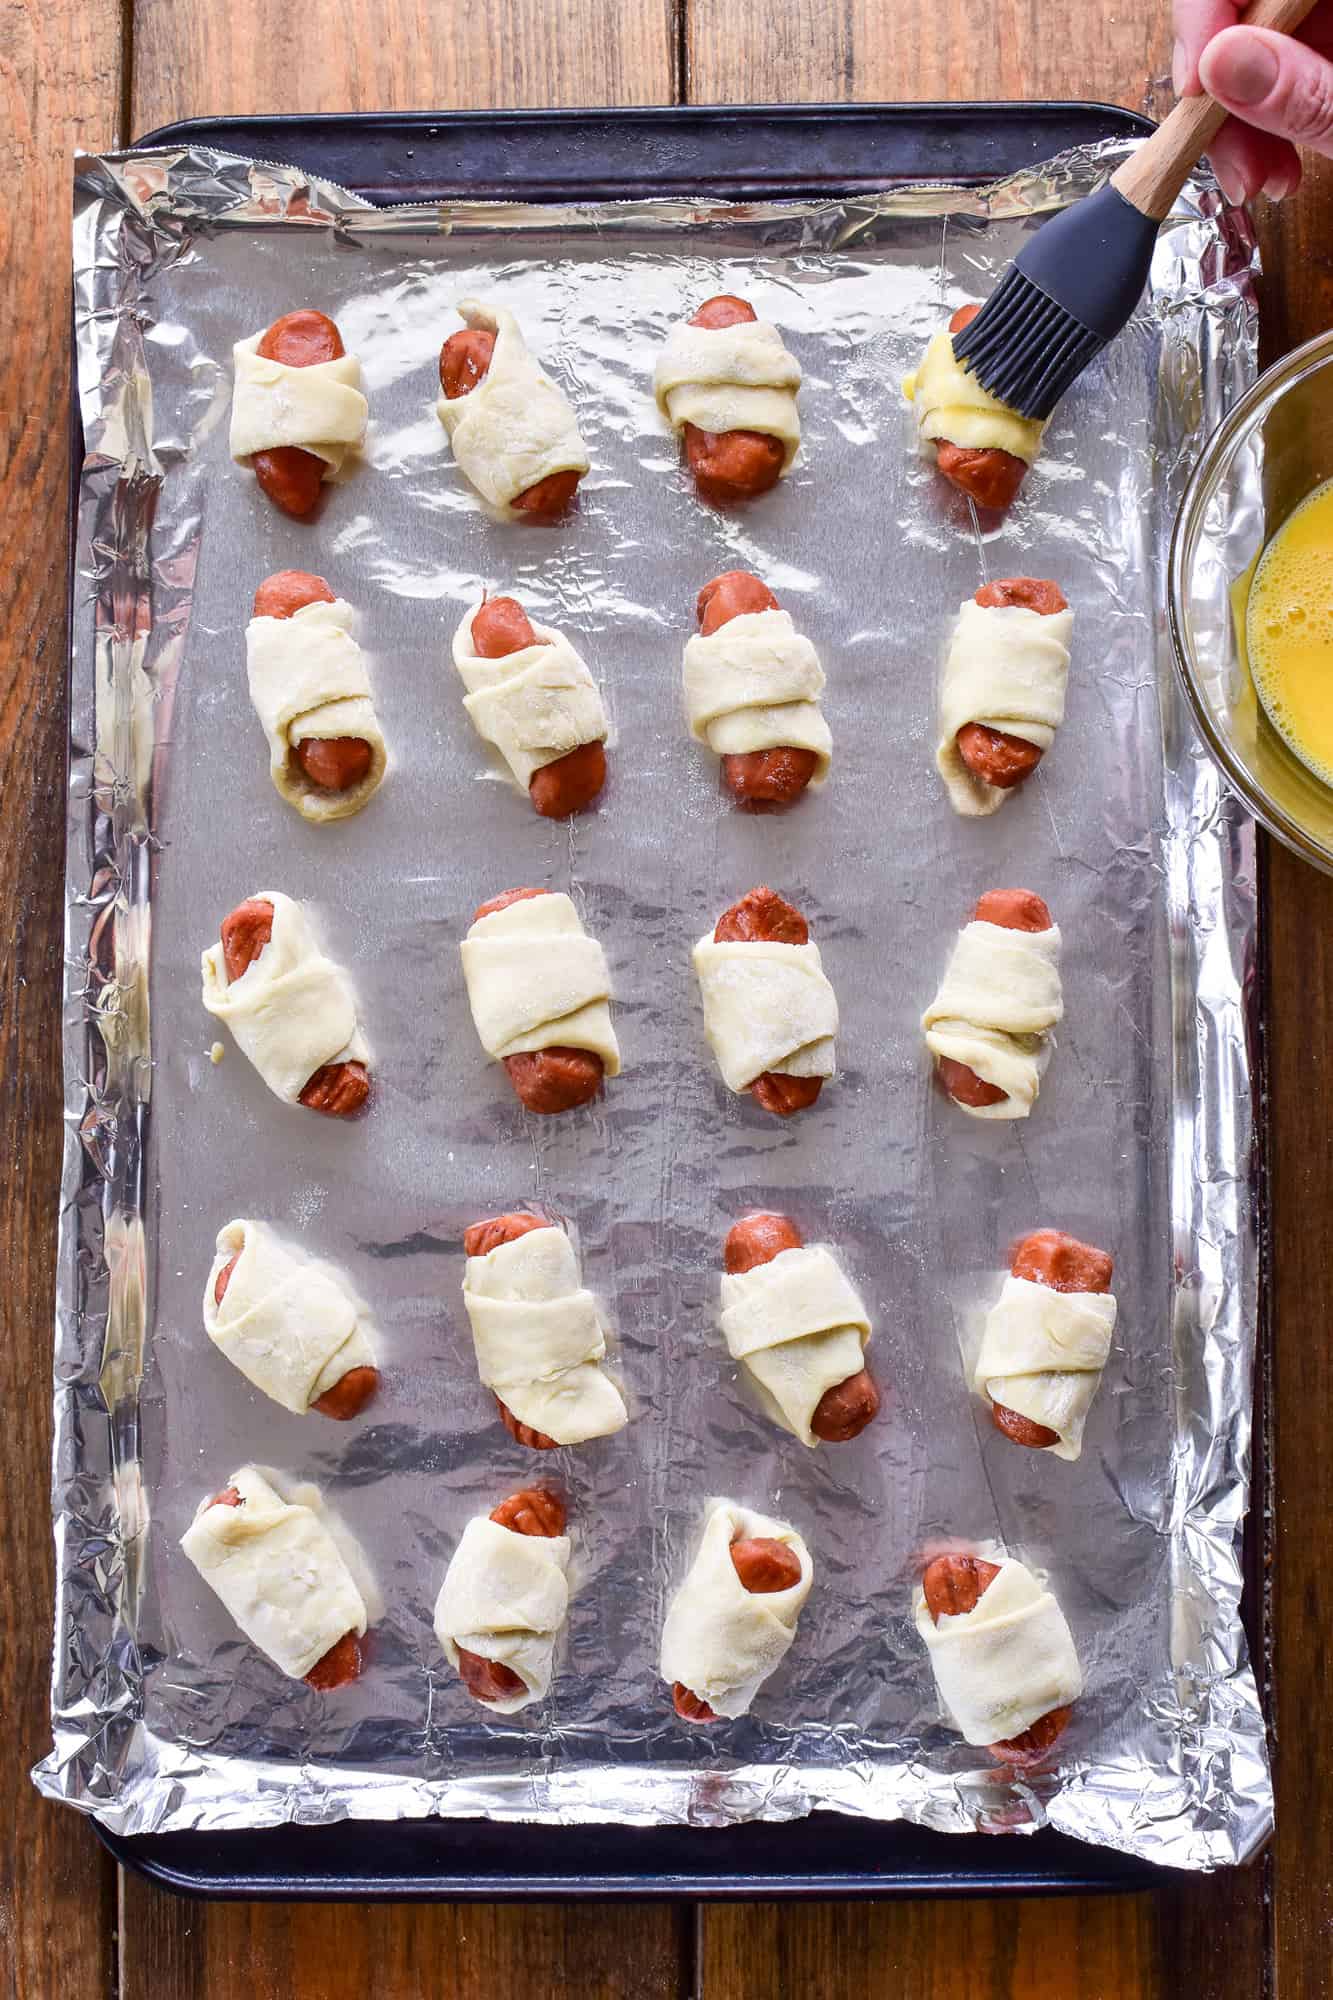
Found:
[39,137,1270,1870]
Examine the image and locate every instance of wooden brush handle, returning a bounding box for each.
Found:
[1112,0,1320,219]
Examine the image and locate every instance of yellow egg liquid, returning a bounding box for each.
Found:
[1248,477,1333,787]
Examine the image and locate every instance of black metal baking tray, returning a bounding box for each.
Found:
[136,100,1152,205]
[90,98,1266,1901]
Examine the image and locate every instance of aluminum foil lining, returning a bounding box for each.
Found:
[39,137,1270,1870]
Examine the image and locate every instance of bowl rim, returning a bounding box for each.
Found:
[1168,324,1333,875]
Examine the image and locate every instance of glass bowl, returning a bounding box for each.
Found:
[1169,328,1333,873]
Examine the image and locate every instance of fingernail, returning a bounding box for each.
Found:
[1214,161,1248,206]
[1204,32,1280,106]
[1172,39,1189,96]
[1263,168,1298,202]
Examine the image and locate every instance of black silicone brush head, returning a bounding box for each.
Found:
[951,183,1162,421]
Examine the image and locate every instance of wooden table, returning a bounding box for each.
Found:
[6,0,1332,1991]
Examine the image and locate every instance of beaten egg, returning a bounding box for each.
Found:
[1248,477,1333,787]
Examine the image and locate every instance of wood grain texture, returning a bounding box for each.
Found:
[130,0,679,134]
[700,1895,1160,1999]
[1,1,126,1995]
[684,0,1175,106]
[1254,156,1333,365]
[700,1876,1270,1998]
[701,1873,1271,2000]
[1266,868,1333,2000]
[1260,147,1333,1982]
[118,1898,690,2000]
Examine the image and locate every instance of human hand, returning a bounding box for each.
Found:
[1174,0,1333,200]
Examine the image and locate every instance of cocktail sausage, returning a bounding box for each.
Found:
[681,297,787,505]
[929,305,1028,511]
[695,571,820,808]
[218,896,370,1116]
[463,1211,560,1449]
[252,311,345,518]
[936,890,1055,1111]
[252,570,373,794]
[953,576,1069,791]
[673,1526,804,1721]
[470,890,604,1113]
[989,1229,1114,1449]
[722,1212,879,1442]
[713,888,822,1114]
[455,1486,568,1703]
[920,1553,1072,1764]
[438,331,582,519]
[468,596,607,818]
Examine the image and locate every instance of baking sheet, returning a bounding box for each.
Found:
[40,136,1270,1869]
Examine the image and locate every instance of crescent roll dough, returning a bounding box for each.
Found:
[246,599,387,822]
[719,1245,870,1447]
[914,1556,1083,1746]
[654,316,802,472]
[904,329,1045,467]
[974,1274,1117,1462]
[181,1465,368,1682]
[203,1219,377,1416]
[229,332,367,477]
[434,1514,572,1714]
[692,931,838,1095]
[452,602,608,792]
[922,919,1062,1120]
[463,1224,627,1445]
[436,300,590,513]
[461,892,620,1077]
[660,1499,813,1719]
[937,600,1073,817]
[683,609,831,780]
[201,891,368,1105]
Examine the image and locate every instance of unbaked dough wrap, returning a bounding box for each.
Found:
[660,1499,813,1719]
[180,1465,368,1682]
[201,891,368,1105]
[452,602,608,792]
[973,1272,1117,1462]
[937,600,1073,817]
[692,932,838,1094]
[683,609,831,780]
[719,1244,870,1447]
[921,918,1062,1121]
[203,1218,377,1416]
[434,1515,572,1715]
[904,329,1045,466]
[460,892,620,1077]
[246,599,387,822]
[435,299,590,513]
[229,332,367,476]
[653,317,802,471]
[913,1556,1083,1746]
[463,1224,627,1445]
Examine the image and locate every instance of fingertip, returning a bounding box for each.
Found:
[1263,135,1303,202]
[1210,119,1301,205]
[1209,145,1252,206]
[1263,160,1303,201]
[1199,26,1281,110]
[1208,116,1274,205]
[1213,160,1249,205]
[1174,0,1244,96]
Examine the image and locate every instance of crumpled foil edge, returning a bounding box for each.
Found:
[36,138,1271,1871]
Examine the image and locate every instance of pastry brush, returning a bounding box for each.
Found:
[952,0,1319,420]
